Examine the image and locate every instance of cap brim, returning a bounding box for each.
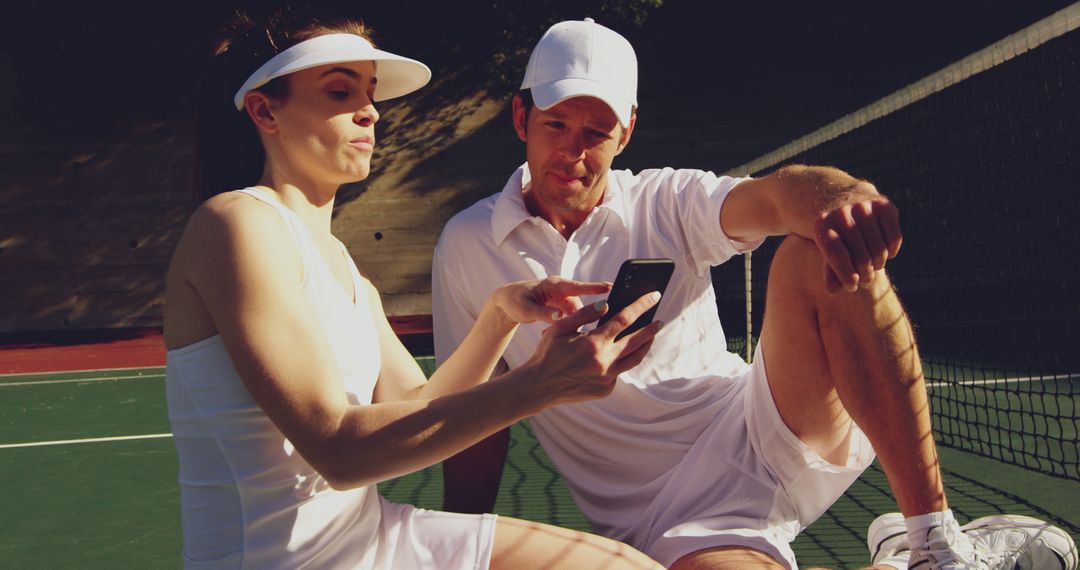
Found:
[369,53,432,102]
[257,48,430,102]
[531,78,633,127]
[233,34,432,110]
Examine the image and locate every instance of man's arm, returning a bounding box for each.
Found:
[720,164,903,293]
[432,242,510,513]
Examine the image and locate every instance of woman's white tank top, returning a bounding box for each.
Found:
[165,188,386,568]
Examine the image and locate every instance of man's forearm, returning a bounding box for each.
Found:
[771,164,881,239]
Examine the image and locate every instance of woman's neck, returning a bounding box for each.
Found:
[257,165,338,234]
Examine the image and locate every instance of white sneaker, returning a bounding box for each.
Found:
[868,512,1078,570]
[868,513,911,569]
[908,516,987,569]
[960,514,1078,570]
[868,511,986,568]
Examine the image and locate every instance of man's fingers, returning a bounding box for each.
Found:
[810,197,901,294]
[853,202,888,271]
[815,224,859,292]
[879,202,903,259]
[836,211,874,286]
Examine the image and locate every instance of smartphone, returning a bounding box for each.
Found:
[597,258,675,341]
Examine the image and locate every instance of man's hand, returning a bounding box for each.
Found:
[721,165,905,293]
[813,195,902,293]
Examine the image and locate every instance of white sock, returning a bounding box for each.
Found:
[905,509,956,550]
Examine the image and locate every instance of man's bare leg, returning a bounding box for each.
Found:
[761,234,944,516]
[663,234,943,570]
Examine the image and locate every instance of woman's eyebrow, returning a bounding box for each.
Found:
[319,66,361,79]
[318,67,377,89]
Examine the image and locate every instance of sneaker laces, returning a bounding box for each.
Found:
[916,523,987,569]
[968,527,1024,569]
[979,552,1014,568]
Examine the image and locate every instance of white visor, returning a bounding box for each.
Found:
[233,33,431,110]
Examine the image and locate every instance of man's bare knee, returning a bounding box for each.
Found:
[768,235,822,289]
[770,234,896,308]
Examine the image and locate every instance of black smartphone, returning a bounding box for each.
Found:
[597,258,675,341]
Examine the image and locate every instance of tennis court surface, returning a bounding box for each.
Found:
[1,359,1076,568]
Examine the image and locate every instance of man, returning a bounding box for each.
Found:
[432,18,1077,570]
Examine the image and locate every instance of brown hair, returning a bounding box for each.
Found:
[517,89,636,135]
[192,9,373,209]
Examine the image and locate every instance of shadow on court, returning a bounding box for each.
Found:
[2,365,1076,568]
[380,423,1080,569]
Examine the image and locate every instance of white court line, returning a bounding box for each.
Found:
[0,373,164,388]
[926,373,1079,388]
[0,433,173,449]
[0,365,164,379]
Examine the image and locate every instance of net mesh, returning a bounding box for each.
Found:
[714,4,1080,481]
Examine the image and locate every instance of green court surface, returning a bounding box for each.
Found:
[1,362,1077,568]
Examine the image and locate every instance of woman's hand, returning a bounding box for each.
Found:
[521,291,663,407]
[491,276,612,326]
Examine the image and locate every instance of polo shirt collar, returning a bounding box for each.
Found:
[491,163,628,245]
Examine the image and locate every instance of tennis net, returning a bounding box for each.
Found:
[715,3,1080,481]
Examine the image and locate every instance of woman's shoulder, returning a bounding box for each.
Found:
[197,189,277,224]
[174,190,298,271]
[183,191,288,244]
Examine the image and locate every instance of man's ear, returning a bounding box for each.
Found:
[244,91,279,135]
[511,95,528,143]
[614,112,636,156]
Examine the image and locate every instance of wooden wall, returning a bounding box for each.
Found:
[0,62,519,331]
[2,1,1068,333]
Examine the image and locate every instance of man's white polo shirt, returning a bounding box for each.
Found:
[432,163,763,548]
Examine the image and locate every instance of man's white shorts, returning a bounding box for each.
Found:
[643,343,876,570]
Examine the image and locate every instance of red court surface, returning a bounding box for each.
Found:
[0,315,434,374]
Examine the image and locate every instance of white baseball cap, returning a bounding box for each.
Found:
[520,18,638,127]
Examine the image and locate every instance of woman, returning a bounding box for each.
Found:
[163,10,664,570]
